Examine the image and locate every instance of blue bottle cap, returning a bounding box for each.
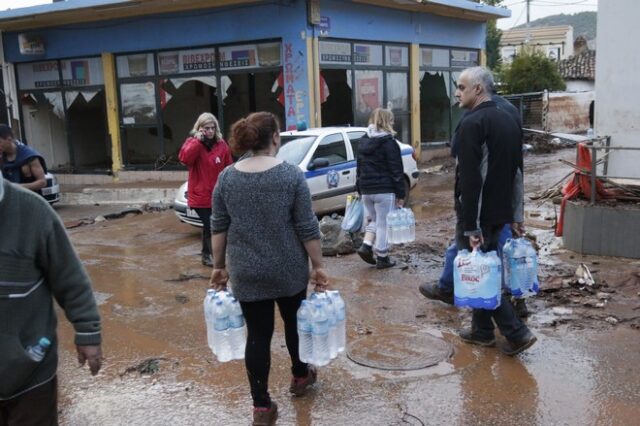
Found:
[39,337,51,348]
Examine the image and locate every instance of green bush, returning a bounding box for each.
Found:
[500,49,566,93]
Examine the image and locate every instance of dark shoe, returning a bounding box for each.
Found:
[376,256,396,269]
[418,283,454,305]
[459,328,496,347]
[201,253,213,267]
[513,298,530,319]
[289,365,317,397]
[357,243,376,265]
[502,331,537,356]
[253,401,278,426]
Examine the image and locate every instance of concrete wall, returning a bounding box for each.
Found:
[565,80,594,93]
[547,91,594,134]
[595,0,640,178]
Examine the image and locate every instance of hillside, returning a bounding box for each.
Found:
[514,11,596,40]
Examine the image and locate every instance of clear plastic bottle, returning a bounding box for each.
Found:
[26,337,51,362]
[203,289,217,353]
[297,300,313,363]
[324,297,338,359]
[328,291,346,353]
[386,210,398,244]
[311,302,330,366]
[212,300,232,362]
[407,208,416,242]
[228,298,246,360]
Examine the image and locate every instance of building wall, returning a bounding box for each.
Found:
[565,80,594,93]
[595,0,640,178]
[547,91,594,134]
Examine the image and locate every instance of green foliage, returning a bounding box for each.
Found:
[514,11,597,40]
[477,0,504,70]
[500,48,566,94]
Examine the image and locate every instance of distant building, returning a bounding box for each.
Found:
[557,36,595,92]
[500,25,574,63]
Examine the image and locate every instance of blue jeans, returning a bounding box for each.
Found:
[439,224,512,292]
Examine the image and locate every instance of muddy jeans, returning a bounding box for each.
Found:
[455,216,529,342]
[362,193,396,258]
[0,377,57,426]
[239,289,309,408]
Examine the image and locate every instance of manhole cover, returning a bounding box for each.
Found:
[347,332,453,371]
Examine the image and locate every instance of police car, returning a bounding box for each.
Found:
[173,126,420,227]
[41,172,61,204]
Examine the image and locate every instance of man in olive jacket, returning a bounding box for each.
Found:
[0,171,102,425]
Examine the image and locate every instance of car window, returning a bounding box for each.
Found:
[346,131,366,157]
[310,133,348,167]
[278,135,317,165]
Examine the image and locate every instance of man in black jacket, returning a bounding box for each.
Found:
[451,67,536,355]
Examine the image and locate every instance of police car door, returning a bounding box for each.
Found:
[306,132,353,214]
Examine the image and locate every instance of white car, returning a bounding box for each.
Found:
[173,127,420,227]
[41,172,61,204]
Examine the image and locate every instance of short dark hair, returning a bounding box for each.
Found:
[0,124,14,140]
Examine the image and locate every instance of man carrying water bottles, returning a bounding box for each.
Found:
[444,66,536,355]
[0,171,102,425]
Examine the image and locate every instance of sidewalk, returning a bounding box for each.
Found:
[58,180,183,206]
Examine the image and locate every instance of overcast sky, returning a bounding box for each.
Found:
[2,0,598,30]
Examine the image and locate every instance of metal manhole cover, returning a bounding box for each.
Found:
[347,332,453,371]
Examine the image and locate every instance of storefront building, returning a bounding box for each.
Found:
[0,0,508,177]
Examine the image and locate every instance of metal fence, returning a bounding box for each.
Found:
[503,91,548,131]
[584,138,640,204]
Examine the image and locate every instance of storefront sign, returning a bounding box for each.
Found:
[386,46,408,67]
[319,41,351,64]
[158,48,216,74]
[354,43,382,66]
[116,53,154,78]
[319,16,330,36]
[219,44,257,69]
[451,50,478,68]
[283,42,306,130]
[18,34,45,55]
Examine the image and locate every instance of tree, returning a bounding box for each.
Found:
[500,48,566,94]
[478,0,504,70]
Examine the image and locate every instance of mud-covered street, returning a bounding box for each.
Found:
[54,148,640,426]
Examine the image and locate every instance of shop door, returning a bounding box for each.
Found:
[320,69,353,127]
[66,90,109,170]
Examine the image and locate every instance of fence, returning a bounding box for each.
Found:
[503,91,547,130]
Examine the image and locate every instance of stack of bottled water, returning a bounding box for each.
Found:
[386,208,416,244]
[297,291,346,367]
[203,289,246,362]
[453,248,502,309]
[502,238,539,298]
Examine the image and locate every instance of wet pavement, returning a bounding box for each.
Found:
[53,148,640,425]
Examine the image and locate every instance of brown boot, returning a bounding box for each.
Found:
[289,365,317,396]
[252,401,278,426]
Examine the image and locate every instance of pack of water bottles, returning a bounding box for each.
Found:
[453,249,502,309]
[386,208,416,244]
[203,289,246,362]
[297,291,346,367]
[502,238,539,298]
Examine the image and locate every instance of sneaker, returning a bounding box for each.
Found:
[501,331,537,356]
[418,283,454,305]
[289,365,317,397]
[201,253,213,267]
[513,298,530,319]
[376,256,396,269]
[252,401,278,426]
[357,243,376,265]
[459,329,496,347]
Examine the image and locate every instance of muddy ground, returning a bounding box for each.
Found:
[53,148,640,425]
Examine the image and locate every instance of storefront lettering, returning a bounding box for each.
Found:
[283,42,305,129]
[182,53,216,71]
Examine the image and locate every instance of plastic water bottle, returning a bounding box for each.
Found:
[26,337,51,362]
[407,209,416,242]
[453,249,502,309]
[396,209,406,243]
[502,238,515,288]
[386,210,395,244]
[297,300,313,363]
[228,298,246,360]
[203,289,217,353]
[213,300,232,362]
[324,297,338,359]
[587,128,594,139]
[328,291,346,353]
[311,302,330,366]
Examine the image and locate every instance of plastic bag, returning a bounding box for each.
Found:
[454,248,502,309]
[341,196,363,233]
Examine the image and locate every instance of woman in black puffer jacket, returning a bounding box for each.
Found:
[355,108,405,269]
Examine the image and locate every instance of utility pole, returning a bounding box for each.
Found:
[526,0,531,25]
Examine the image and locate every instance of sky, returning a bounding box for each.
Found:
[2,0,598,30]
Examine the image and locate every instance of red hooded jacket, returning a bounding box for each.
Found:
[179,137,233,208]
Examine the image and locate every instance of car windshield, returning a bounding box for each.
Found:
[277,135,317,165]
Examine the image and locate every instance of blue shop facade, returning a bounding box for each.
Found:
[0,0,508,174]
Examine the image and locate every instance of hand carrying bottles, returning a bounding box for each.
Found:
[503,238,539,298]
[299,291,347,366]
[203,289,246,362]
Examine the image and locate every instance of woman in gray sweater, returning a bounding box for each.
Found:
[209,112,328,426]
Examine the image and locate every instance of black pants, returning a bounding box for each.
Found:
[194,208,212,257]
[239,289,309,408]
[455,217,529,342]
[0,377,57,426]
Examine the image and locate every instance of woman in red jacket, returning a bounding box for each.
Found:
[179,113,233,266]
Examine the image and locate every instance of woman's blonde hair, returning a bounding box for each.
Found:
[369,108,396,135]
[191,112,222,141]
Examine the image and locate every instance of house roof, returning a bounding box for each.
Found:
[558,49,596,81]
[0,0,510,31]
[500,25,573,46]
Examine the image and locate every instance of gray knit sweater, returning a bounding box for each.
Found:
[211,162,320,302]
[0,174,101,400]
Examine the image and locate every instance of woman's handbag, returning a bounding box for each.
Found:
[341,196,364,233]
